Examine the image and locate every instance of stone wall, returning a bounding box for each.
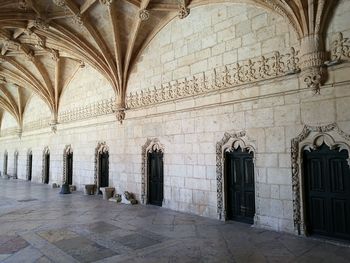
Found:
[0,1,350,235]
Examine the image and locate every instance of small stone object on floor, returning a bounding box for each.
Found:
[109,193,122,203]
[69,185,76,192]
[121,191,137,205]
[52,183,59,188]
[84,184,96,195]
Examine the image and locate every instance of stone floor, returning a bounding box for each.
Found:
[0,179,349,263]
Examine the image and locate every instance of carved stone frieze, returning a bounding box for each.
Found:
[216,131,256,220]
[141,138,164,204]
[291,123,350,235]
[126,47,300,109]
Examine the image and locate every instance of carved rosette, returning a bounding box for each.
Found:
[291,123,350,235]
[139,9,150,21]
[33,18,49,31]
[299,35,326,94]
[141,138,164,204]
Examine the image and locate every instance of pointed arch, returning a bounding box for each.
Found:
[62,144,73,185]
[13,149,18,179]
[26,148,32,181]
[291,123,350,235]
[141,138,165,205]
[94,141,109,191]
[216,131,257,220]
[3,150,8,176]
[42,146,50,184]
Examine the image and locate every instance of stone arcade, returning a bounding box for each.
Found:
[0,0,350,261]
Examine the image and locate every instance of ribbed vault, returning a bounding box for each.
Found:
[0,0,338,131]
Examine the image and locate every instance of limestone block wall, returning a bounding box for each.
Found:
[0,1,350,236]
[1,112,17,130]
[23,95,52,125]
[128,3,299,93]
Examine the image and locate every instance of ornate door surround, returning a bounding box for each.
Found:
[291,123,350,235]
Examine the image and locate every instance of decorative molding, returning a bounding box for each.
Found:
[216,131,256,220]
[291,123,350,235]
[100,0,113,6]
[126,47,300,109]
[94,141,109,191]
[141,138,164,204]
[62,144,73,185]
[178,4,190,19]
[41,146,49,183]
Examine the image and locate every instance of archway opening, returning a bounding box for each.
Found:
[98,151,109,193]
[28,152,32,181]
[67,152,73,185]
[44,153,50,184]
[14,151,18,179]
[3,151,8,176]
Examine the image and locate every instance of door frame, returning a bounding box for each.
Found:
[13,150,18,179]
[26,149,32,181]
[63,144,73,185]
[141,138,165,205]
[42,146,50,184]
[291,123,350,236]
[216,131,257,221]
[94,141,109,193]
[3,150,8,176]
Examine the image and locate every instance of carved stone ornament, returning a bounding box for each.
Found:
[100,0,113,6]
[330,32,350,62]
[139,9,150,21]
[178,5,190,19]
[216,131,256,220]
[18,0,28,10]
[299,35,326,94]
[41,146,50,183]
[53,0,66,7]
[115,108,125,124]
[291,123,350,235]
[15,128,22,138]
[141,138,164,204]
[72,13,84,26]
[62,145,73,184]
[94,141,109,191]
[33,18,49,31]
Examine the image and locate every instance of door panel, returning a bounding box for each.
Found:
[148,151,164,206]
[28,154,32,181]
[99,152,109,188]
[304,144,350,241]
[67,153,73,185]
[44,154,50,184]
[225,148,255,224]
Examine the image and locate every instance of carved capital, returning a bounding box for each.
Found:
[15,128,22,138]
[299,35,326,94]
[139,9,150,21]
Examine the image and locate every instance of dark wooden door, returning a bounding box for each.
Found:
[148,151,164,206]
[28,154,32,181]
[303,143,350,241]
[99,152,109,188]
[67,153,73,185]
[225,147,255,224]
[44,154,50,184]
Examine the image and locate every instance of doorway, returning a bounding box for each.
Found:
[67,152,73,185]
[303,143,350,241]
[28,153,32,181]
[148,151,164,206]
[225,147,255,224]
[44,153,50,184]
[99,151,109,191]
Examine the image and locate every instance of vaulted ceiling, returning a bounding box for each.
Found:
[0,0,337,130]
